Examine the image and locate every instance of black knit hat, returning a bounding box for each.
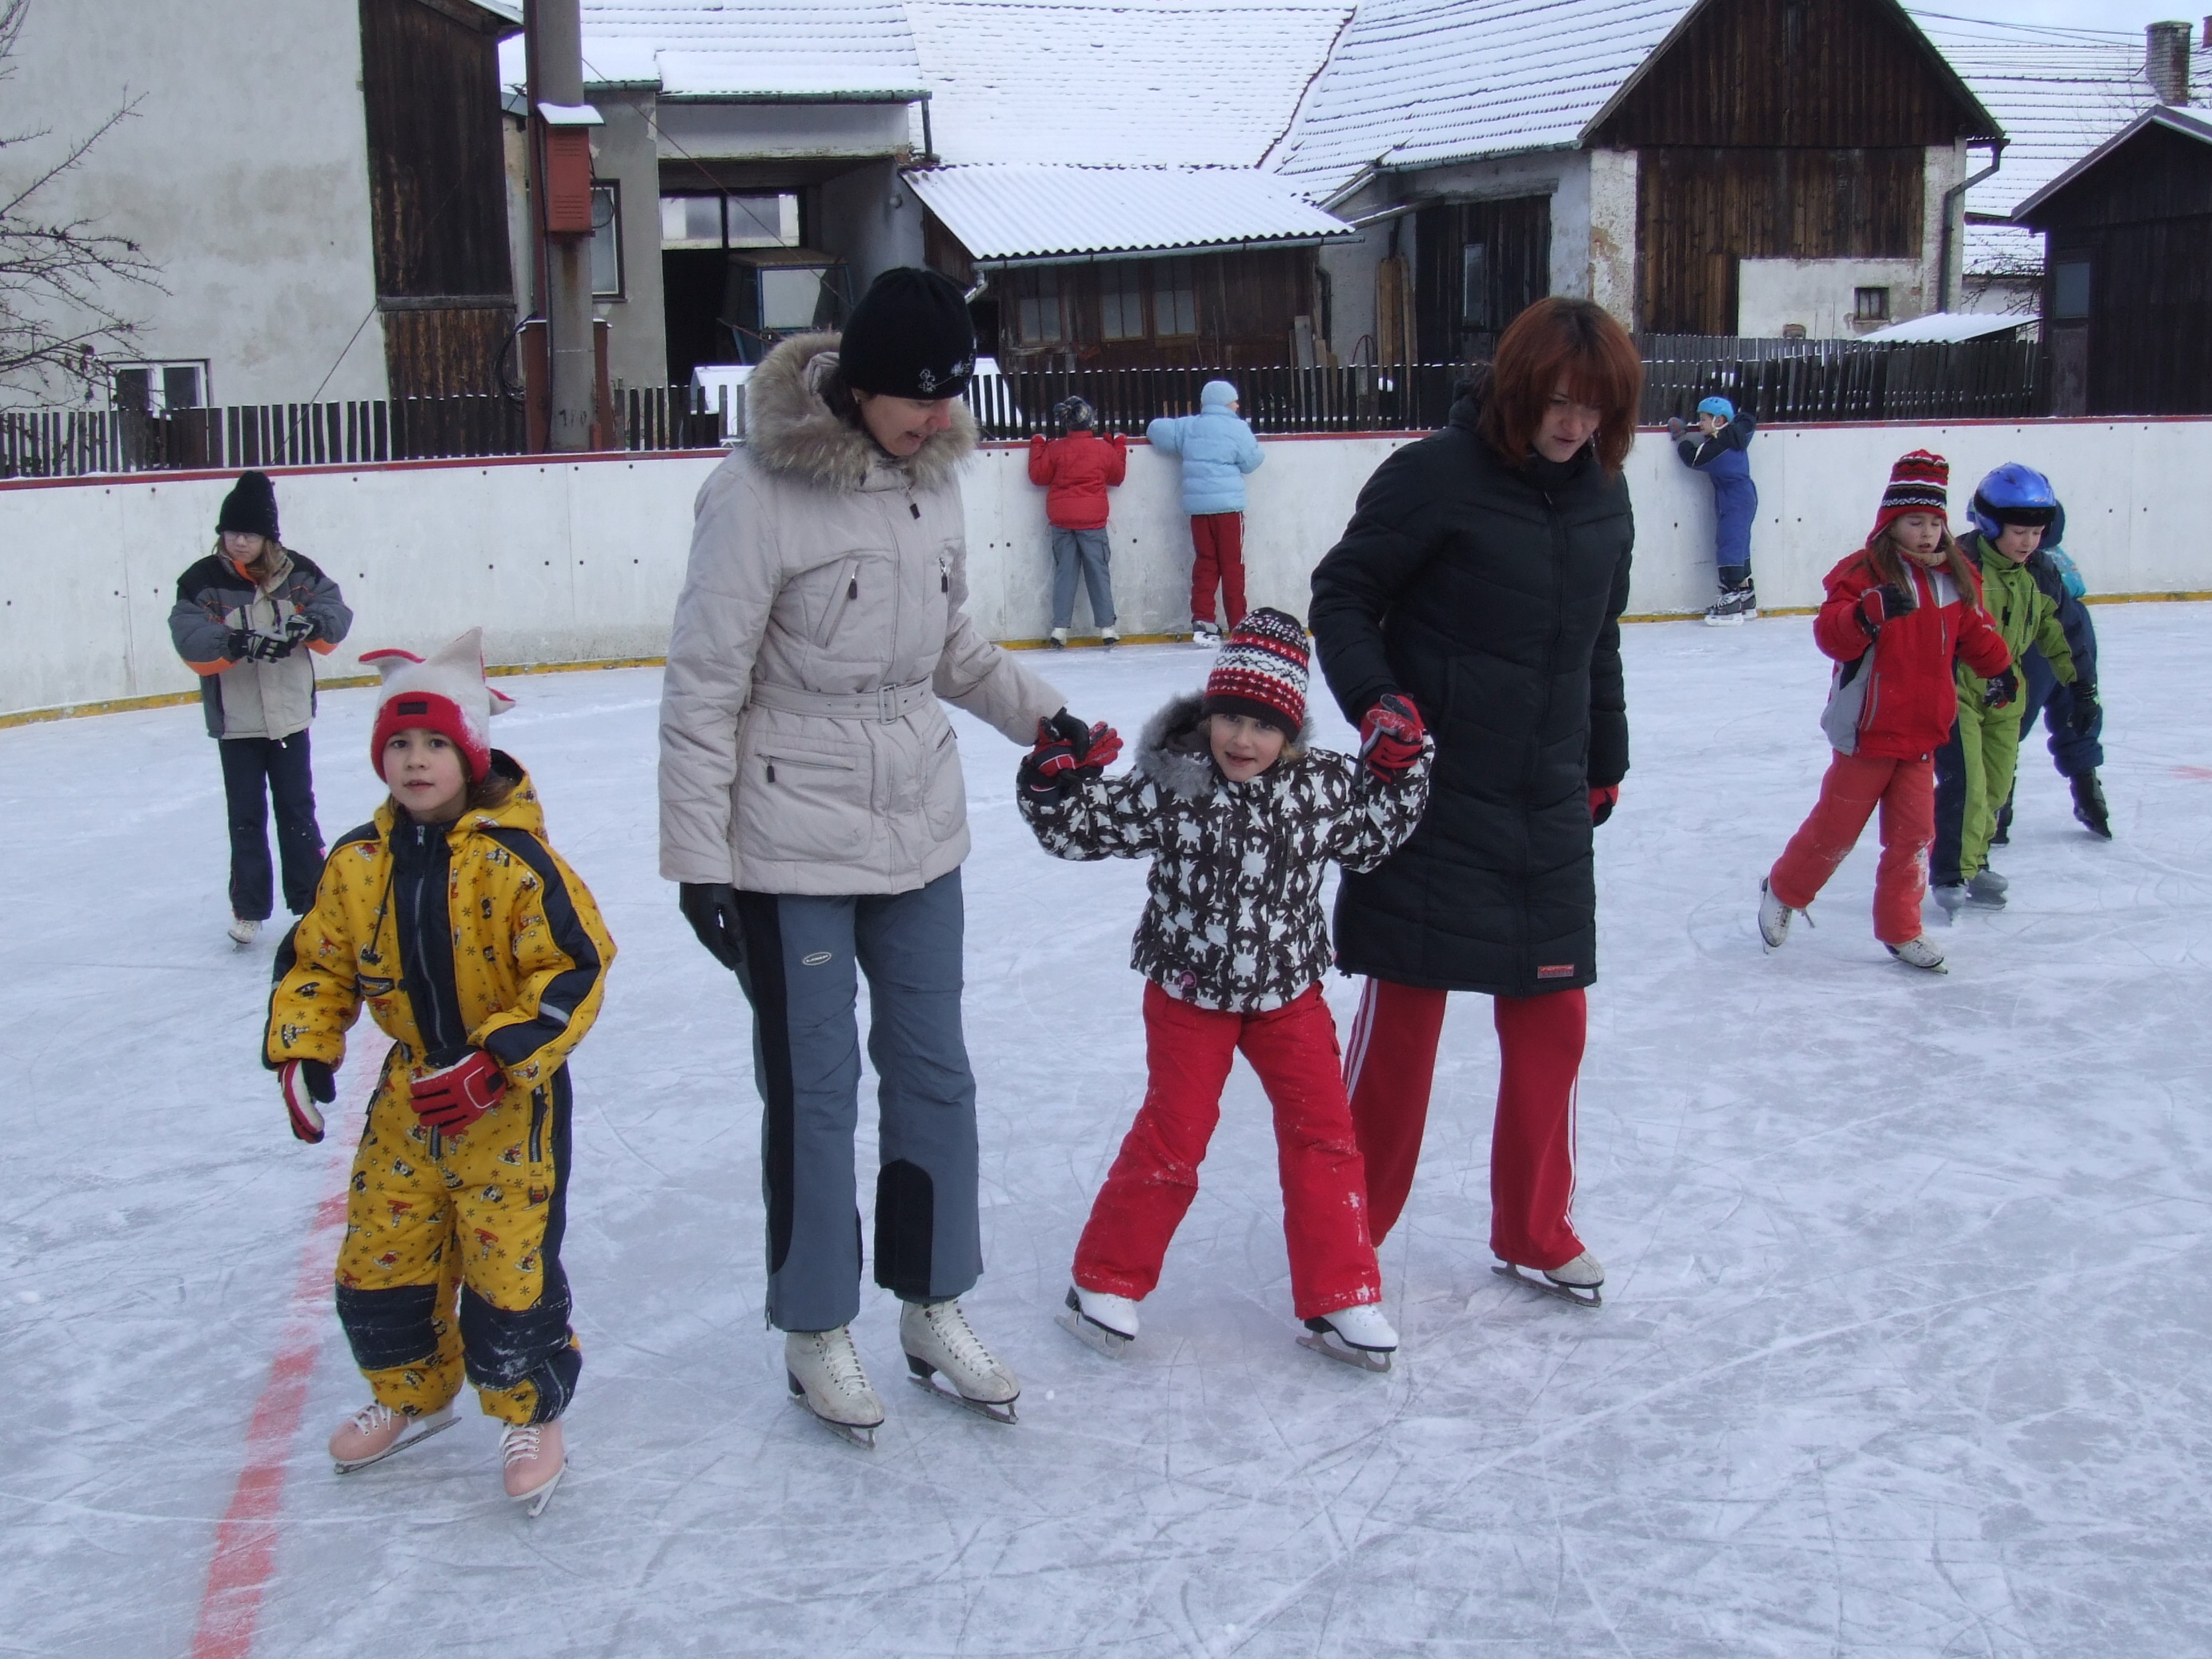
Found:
[216,471,280,541]
[838,266,976,399]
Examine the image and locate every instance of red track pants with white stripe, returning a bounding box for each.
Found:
[1072,983,1382,1320]
[1342,978,1588,1271]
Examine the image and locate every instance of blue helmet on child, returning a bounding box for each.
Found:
[1696,396,1735,422]
[1970,462,2059,540]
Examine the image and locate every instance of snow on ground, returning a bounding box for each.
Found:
[4,607,2210,1658]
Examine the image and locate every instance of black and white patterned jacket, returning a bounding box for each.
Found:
[1018,692,1433,1012]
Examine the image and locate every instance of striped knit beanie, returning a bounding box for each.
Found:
[1872,450,1950,543]
[1203,607,1308,738]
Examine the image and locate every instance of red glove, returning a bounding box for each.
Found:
[1856,583,1913,639]
[1076,721,1122,775]
[280,1059,335,1144]
[1019,717,1081,800]
[409,1050,504,1133]
[1358,694,1425,783]
[1589,784,1619,826]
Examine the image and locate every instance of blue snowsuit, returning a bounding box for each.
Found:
[1675,416,1757,581]
[1146,384,1264,515]
[2015,540,2103,778]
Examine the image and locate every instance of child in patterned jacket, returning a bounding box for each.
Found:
[1016,608,1433,1370]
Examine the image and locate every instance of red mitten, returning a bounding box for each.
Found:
[1589,784,1619,826]
[1358,694,1425,783]
[409,1050,504,1133]
[280,1059,334,1144]
[1076,721,1123,775]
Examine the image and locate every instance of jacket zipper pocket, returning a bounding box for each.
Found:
[813,560,860,646]
[529,1087,546,1164]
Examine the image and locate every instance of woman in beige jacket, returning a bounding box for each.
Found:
[659,268,1099,1446]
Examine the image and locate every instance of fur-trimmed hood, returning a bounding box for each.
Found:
[1135,691,1318,803]
[744,332,977,494]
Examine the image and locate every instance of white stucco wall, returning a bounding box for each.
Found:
[1586,148,1638,328]
[6,0,387,405]
[1738,258,1929,339]
[5,419,2208,720]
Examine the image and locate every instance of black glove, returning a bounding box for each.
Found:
[679,882,747,974]
[268,614,316,657]
[1855,583,1913,640]
[226,627,283,663]
[2068,681,2101,735]
[1983,667,2020,710]
[1044,707,1095,763]
[1019,717,1081,802]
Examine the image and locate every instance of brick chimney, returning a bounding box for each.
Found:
[2148,20,2192,105]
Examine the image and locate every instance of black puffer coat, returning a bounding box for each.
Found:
[1308,389,1633,996]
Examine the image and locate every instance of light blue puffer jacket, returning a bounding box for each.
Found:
[1147,381,1264,515]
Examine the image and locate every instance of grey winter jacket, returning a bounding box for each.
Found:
[659,333,1064,895]
[1017,692,1432,1012]
[167,548,353,739]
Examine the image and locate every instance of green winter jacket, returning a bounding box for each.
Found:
[1958,531,2077,708]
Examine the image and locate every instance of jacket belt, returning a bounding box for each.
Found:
[747,677,935,723]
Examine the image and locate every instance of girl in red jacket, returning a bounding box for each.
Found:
[1760,451,2011,972]
[1028,397,1125,647]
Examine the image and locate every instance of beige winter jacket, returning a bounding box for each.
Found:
[659,334,1064,895]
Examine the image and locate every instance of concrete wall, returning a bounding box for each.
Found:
[6,0,388,404]
[591,89,675,394]
[4,419,2209,719]
[1738,258,1929,339]
[817,161,930,297]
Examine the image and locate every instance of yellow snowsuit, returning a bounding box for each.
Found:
[266,758,615,1425]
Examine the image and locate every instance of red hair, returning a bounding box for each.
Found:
[1477,297,1644,475]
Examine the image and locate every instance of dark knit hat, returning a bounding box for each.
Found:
[838,266,976,400]
[1871,450,1949,543]
[1203,608,1309,739]
[1054,395,1095,431]
[216,471,280,541]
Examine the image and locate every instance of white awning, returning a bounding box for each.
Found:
[1857,312,2034,344]
[905,164,1354,263]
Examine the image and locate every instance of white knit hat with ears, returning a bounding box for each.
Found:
[362,627,515,782]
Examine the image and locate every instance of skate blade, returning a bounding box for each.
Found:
[513,1461,566,1518]
[905,1356,1018,1424]
[787,1374,881,1449]
[1055,1308,1132,1360]
[332,1408,457,1474]
[1493,1263,1602,1308]
[1296,1331,1393,1372]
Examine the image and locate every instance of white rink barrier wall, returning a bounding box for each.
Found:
[2,418,2207,720]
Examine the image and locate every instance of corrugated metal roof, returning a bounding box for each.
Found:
[1858,310,2030,343]
[904,162,1355,259]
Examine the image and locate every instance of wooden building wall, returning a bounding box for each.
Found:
[1593,0,1994,335]
[985,247,1317,369]
[358,0,516,397]
[1413,196,1551,363]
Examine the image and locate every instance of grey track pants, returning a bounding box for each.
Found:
[1049,526,1117,631]
[731,869,982,1332]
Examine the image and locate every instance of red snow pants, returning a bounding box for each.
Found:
[1188,512,1247,627]
[1072,983,1381,1320]
[1342,979,1588,1270]
[1768,750,1934,946]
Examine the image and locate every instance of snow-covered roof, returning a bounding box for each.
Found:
[2014,102,2212,223]
[905,163,1355,261]
[1857,310,2032,343]
[1268,0,1696,198]
[497,3,928,102]
[1905,11,2212,274]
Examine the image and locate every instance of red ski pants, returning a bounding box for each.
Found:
[1342,978,1588,1270]
[1769,750,1934,946]
[1073,983,1381,1320]
[1188,512,1247,627]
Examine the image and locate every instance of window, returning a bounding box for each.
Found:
[1461,242,1489,328]
[759,267,826,333]
[1100,262,1145,340]
[2052,259,2091,320]
[1014,269,1065,346]
[1152,258,1197,336]
[1853,286,1890,322]
[112,361,206,413]
[727,194,799,247]
[660,194,724,250]
[590,182,623,299]
[658,192,800,251]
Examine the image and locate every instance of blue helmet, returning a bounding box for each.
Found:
[1970,462,2059,540]
[1696,396,1735,422]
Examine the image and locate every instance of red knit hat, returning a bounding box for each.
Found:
[1203,608,1309,738]
[363,628,514,783]
[1871,450,1950,543]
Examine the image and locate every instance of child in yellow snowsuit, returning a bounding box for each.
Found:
[266,629,615,1513]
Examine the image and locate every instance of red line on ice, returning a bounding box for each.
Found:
[189,1174,351,1659]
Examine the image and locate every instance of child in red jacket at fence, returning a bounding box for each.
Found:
[1759,451,2010,973]
[1016,610,1432,1371]
[1028,397,1125,648]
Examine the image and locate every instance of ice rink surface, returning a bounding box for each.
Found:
[4,606,2210,1658]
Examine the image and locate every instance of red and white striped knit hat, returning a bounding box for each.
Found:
[1202,607,1309,738]
[1871,450,1950,543]
[362,628,514,782]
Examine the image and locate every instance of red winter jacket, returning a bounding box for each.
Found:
[1813,549,2011,759]
[1028,431,1128,530]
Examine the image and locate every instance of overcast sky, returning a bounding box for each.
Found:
[1911,0,2202,34]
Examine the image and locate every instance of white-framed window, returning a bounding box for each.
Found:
[1014,268,1065,345]
[1153,258,1197,336]
[590,181,623,299]
[112,360,207,412]
[1100,262,1145,340]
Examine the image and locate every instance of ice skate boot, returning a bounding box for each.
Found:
[500,1419,565,1517]
[1192,619,1220,647]
[1058,1285,1138,1359]
[2071,771,2112,839]
[1495,1250,1605,1308]
[1298,1302,1398,1372]
[1758,878,1805,951]
[1100,627,1120,650]
[1702,578,1757,626]
[1886,936,1949,973]
[1966,869,2007,907]
[1048,627,1069,650]
[1930,881,1968,920]
[228,916,262,948]
[900,1298,1020,1423]
[328,1402,456,1474]
[785,1326,885,1449]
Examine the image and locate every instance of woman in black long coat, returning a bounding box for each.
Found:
[1308,297,1641,1304]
